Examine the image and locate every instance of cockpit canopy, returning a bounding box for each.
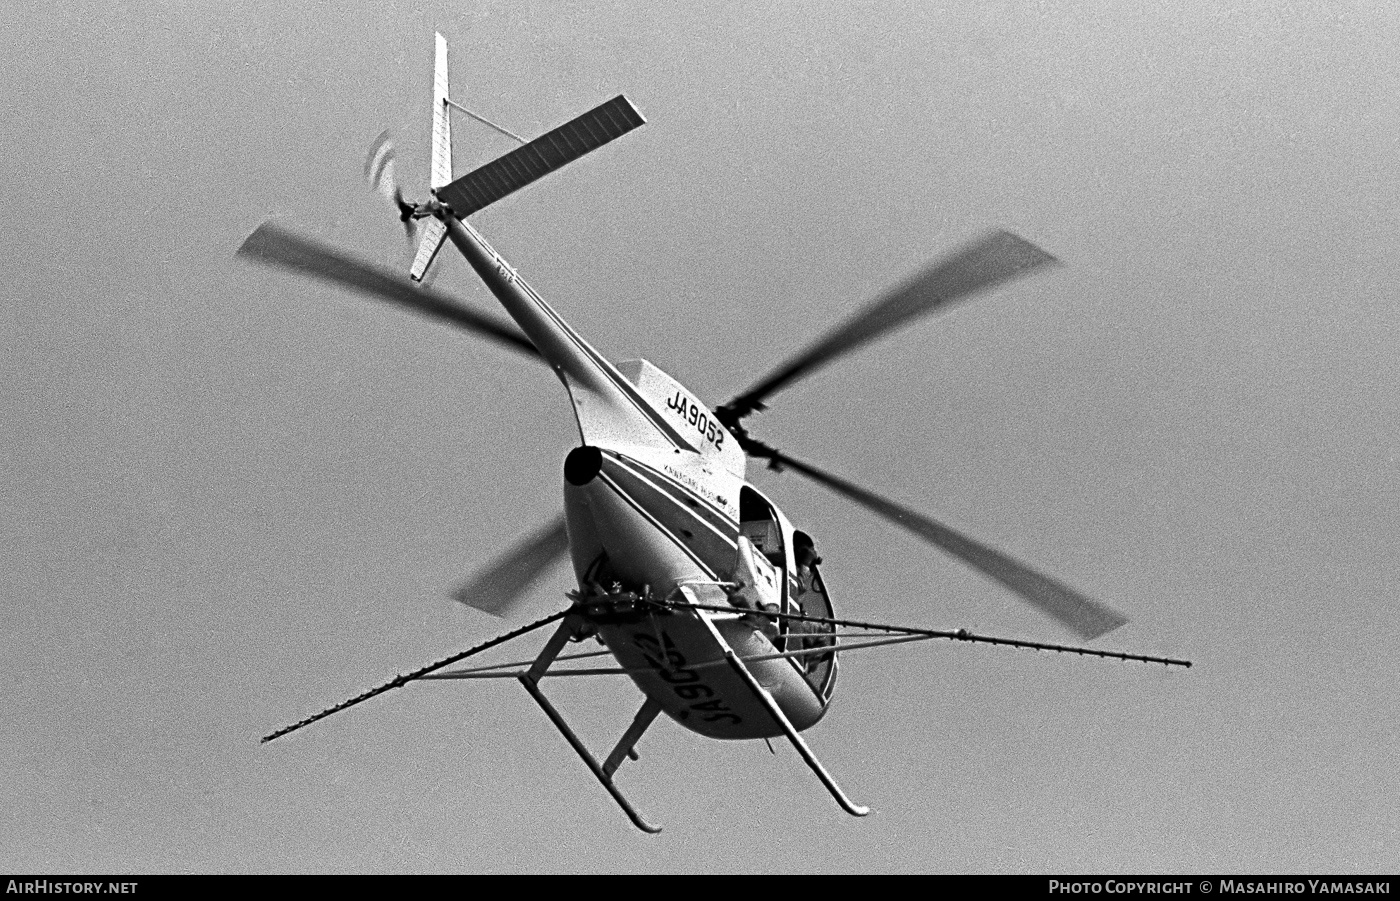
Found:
[737,485,838,700]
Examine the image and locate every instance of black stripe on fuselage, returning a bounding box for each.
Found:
[595,471,717,580]
[602,451,736,540]
[595,454,739,581]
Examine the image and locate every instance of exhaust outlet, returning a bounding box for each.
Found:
[564,446,602,486]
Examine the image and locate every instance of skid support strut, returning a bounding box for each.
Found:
[518,617,662,834]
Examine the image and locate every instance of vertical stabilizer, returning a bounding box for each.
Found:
[411,32,453,282]
[429,32,453,190]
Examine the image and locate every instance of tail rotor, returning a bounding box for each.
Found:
[364,130,417,240]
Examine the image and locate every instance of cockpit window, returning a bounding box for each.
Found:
[738,485,787,571]
[739,519,783,565]
[735,492,838,701]
[787,530,837,699]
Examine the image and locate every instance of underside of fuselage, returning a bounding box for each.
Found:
[561,444,830,739]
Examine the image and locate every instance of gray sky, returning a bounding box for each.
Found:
[4,0,1398,873]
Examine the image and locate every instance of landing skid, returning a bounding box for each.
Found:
[520,609,867,831]
[697,614,870,818]
[518,616,663,834]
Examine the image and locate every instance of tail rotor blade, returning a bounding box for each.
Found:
[365,131,416,241]
[765,448,1127,640]
[451,515,571,617]
[719,231,1059,424]
[237,222,540,360]
[365,130,401,205]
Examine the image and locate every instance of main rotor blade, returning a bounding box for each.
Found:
[451,515,571,617]
[765,449,1127,640]
[721,231,1058,420]
[237,222,540,361]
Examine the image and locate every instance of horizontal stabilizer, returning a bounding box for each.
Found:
[435,95,644,218]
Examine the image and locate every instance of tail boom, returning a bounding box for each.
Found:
[439,215,696,456]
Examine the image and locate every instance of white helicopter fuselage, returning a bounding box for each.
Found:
[440,214,836,739]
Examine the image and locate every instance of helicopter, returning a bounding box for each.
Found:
[241,33,1190,834]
